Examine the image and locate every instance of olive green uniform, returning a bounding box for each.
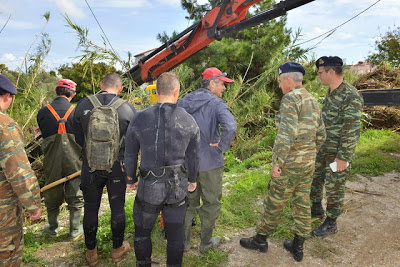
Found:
[257,87,326,237]
[0,112,41,266]
[310,80,363,219]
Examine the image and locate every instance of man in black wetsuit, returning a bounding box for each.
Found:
[125,72,200,267]
[72,73,136,266]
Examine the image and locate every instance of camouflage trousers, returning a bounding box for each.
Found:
[310,152,350,219]
[0,205,24,267]
[257,166,314,237]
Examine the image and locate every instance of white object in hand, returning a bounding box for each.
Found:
[329,161,349,172]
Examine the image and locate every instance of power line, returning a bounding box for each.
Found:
[294,0,382,47]
[83,0,120,59]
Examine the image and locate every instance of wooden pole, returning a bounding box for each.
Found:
[40,170,81,193]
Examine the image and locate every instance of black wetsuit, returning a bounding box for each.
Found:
[72,92,136,250]
[125,102,200,267]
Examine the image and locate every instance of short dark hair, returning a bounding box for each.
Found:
[102,73,122,89]
[56,86,75,97]
[324,65,343,75]
[156,72,179,96]
[0,88,8,96]
[202,78,220,89]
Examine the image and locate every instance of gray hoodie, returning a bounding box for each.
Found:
[178,88,237,172]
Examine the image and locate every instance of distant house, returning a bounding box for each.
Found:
[347,61,376,74]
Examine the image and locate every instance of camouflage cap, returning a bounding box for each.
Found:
[0,74,17,95]
[316,56,343,68]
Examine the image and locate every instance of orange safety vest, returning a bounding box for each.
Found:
[46,104,75,134]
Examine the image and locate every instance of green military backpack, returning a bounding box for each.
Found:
[86,95,126,172]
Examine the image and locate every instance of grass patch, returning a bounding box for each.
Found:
[352,129,400,176]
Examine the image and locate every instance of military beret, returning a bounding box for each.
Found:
[277,62,305,76]
[315,56,343,68]
[0,74,17,95]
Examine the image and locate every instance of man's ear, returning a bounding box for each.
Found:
[100,81,104,89]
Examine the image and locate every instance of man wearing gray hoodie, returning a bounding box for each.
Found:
[178,67,237,253]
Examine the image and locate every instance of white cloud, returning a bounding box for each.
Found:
[94,0,149,8]
[55,0,86,20]
[157,0,180,5]
[1,53,16,61]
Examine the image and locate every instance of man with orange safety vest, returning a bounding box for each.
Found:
[37,79,84,240]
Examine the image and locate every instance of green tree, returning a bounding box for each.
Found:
[57,62,117,102]
[366,26,400,67]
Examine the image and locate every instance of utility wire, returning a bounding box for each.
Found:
[294,0,382,47]
[0,15,11,35]
[83,0,120,58]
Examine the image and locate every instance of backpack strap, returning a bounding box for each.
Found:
[87,95,102,108]
[46,104,71,134]
[109,98,126,110]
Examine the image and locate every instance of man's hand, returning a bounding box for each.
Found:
[271,165,282,178]
[334,158,348,172]
[29,206,42,221]
[209,142,219,147]
[127,181,138,191]
[188,182,197,192]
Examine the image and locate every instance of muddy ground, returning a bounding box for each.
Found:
[31,172,400,266]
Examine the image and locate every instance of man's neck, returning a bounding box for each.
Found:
[329,76,344,92]
[57,95,72,102]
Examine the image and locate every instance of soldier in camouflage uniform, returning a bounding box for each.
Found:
[0,75,42,266]
[240,62,326,262]
[310,56,364,237]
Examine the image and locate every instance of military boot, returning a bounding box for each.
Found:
[284,234,305,262]
[86,246,98,266]
[112,241,131,263]
[200,228,220,253]
[69,208,83,240]
[239,234,268,253]
[43,207,59,237]
[312,217,338,237]
[311,202,325,218]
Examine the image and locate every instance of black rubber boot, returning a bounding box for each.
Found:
[239,234,268,253]
[284,234,305,262]
[311,202,324,218]
[312,217,338,237]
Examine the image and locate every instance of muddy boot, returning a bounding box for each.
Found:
[311,202,325,218]
[239,234,268,253]
[43,207,59,237]
[183,225,191,251]
[312,216,338,237]
[112,241,131,263]
[69,208,83,240]
[192,217,197,226]
[85,246,98,266]
[284,234,305,262]
[200,228,220,253]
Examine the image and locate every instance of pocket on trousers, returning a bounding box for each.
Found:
[138,179,168,206]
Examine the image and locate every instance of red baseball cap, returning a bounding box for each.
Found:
[57,79,77,91]
[201,67,233,83]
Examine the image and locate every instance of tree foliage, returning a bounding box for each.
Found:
[57,62,117,102]
[366,26,400,67]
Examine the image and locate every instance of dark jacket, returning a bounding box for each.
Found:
[177,88,236,172]
[72,93,136,159]
[124,102,200,184]
[37,97,76,138]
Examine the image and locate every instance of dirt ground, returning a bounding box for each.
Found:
[32,172,400,266]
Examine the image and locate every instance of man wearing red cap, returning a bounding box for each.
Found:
[178,67,237,253]
[37,78,84,240]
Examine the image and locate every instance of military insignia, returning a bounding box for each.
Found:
[278,68,282,74]
[319,59,324,65]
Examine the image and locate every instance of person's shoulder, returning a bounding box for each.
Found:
[342,81,363,101]
[0,113,21,138]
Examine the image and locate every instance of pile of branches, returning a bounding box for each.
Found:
[354,66,400,133]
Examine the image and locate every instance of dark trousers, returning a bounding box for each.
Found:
[80,159,126,250]
[133,198,187,266]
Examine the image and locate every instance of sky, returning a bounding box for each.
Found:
[0,0,399,73]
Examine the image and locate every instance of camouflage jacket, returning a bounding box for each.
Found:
[320,80,363,162]
[0,112,41,213]
[272,86,326,169]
